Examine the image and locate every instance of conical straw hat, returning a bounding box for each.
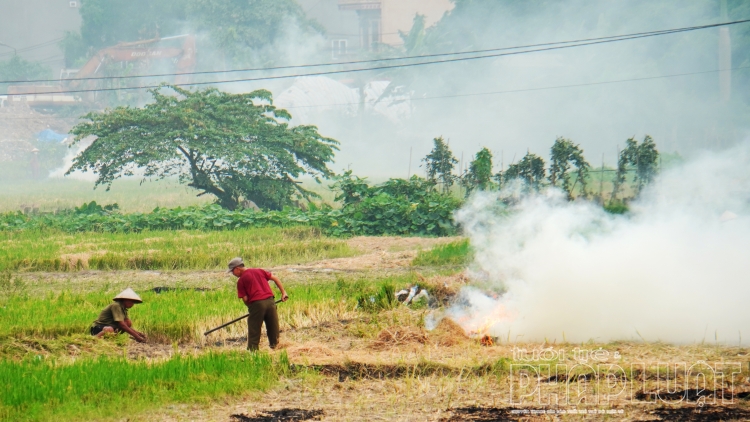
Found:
[114,288,143,303]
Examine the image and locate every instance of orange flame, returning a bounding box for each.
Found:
[463,303,512,337]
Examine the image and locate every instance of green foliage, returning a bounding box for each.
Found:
[331,171,377,206]
[187,0,322,66]
[0,56,52,94]
[73,201,119,215]
[0,271,25,303]
[461,147,494,195]
[65,0,321,68]
[68,85,339,211]
[356,284,397,313]
[369,177,438,201]
[0,187,460,238]
[59,32,88,68]
[327,176,459,237]
[412,240,470,266]
[423,136,458,193]
[612,135,659,199]
[603,201,629,215]
[548,137,591,200]
[502,152,546,192]
[0,352,281,421]
[399,14,427,54]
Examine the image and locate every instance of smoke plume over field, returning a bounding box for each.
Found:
[266,0,750,178]
[446,143,750,343]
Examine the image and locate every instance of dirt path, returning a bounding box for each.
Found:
[277,236,461,272]
[19,236,462,293]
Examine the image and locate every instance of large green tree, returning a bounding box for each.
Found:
[67,85,339,210]
[61,0,186,66]
[62,0,321,68]
[187,0,322,66]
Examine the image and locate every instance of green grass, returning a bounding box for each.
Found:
[0,178,338,214]
[0,351,285,422]
[412,240,470,267]
[0,274,421,345]
[0,178,212,214]
[0,226,354,271]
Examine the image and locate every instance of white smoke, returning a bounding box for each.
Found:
[445,144,750,344]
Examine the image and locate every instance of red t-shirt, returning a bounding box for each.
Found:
[237,268,274,303]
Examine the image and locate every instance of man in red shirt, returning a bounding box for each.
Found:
[228,257,289,351]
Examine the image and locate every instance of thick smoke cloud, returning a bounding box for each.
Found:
[277,0,749,178]
[442,143,750,344]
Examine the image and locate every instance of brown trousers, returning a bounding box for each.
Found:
[246,297,279,351]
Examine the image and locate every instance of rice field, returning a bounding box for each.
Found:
[2,228,749,421]
[0,178,338,214]
[0,351,284,422]
[0,275,413,345]
[0,226,354,271]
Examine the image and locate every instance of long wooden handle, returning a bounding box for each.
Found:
[203,299,285,336]
[204,313,249,336]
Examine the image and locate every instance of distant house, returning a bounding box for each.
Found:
[298,0,453,57]
[0,0,81,75]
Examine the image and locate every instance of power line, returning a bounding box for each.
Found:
[0,37,65,58]
[1,18,748,86]
[0,20,736,83]
[1,65,746,120]
[4,23,748,97]
[280,66,750,110]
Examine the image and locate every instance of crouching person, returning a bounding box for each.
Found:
[90,288,147,343]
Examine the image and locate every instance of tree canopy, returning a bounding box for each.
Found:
[67,85,339,210]
[548,137,591,199]
[461,147,494,195]
[423,136,458,193]
[0,56,51,94]
[611,135,659,199]
[62,0,321,68]
[503,152,546,192]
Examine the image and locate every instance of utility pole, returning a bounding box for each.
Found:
[407,146,412,179]
[719,0,731,102]
[599,153,604,204]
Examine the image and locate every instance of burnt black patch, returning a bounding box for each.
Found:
[635,389,743,402]
[293,361,499,381]
[644,406,750,422]
[440,406,520,421]
[230,408,323,422]
[441,406,750,422]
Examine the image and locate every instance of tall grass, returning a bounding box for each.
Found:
[412,240,470,266]
[0,226,354,271]
[0,351,285,421]
[0,274,420,345]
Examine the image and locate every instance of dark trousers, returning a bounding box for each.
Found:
[246,297,279,351]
